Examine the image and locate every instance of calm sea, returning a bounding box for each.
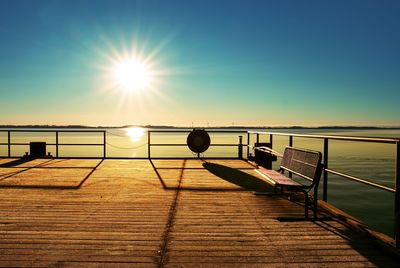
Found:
[1,127,399,237]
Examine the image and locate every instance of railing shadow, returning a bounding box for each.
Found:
[0,158,103,189]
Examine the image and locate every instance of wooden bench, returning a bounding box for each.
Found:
[254,146,323,219]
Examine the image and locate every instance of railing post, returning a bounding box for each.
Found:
[246,132,250,159]
[288,135,293,178]
[270,134,273,149]
[103,131,106,158]
[7,130,11,157]
[238,136,243,159]
[256,133,260,144]
[323,138,329,202]
[148,130,151,159]
[395,141,400,248]
[56,131,59,158]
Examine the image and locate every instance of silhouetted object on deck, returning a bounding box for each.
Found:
[30,142,46,158]
[254,142,276,169]
[187,129,210,156]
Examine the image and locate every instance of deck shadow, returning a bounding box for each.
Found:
[0,159,103,189]
[0,157,37,167]
[202,162,273,192]
[150,159,264,191]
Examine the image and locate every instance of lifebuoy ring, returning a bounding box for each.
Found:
[187,129,211,154]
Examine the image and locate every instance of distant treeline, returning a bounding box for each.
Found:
[0,125,399,130]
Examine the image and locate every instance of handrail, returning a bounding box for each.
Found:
[247,131,400,144]
[0,129,105,133]
[147,129,246,159]
[326,168,395,193]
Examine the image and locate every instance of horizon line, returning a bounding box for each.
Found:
[1,124,400,130]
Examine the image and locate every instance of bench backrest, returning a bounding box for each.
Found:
[280,147,323,186]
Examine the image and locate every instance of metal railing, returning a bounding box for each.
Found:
[0,129,106,158]
[147,129,247,159]
[1,128,400,247]
[0,129,246,159]
[247,131,400,247]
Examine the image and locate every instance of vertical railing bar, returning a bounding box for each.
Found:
[256,133,260,144]
[246,132,250,159]
[103,131,106,158]
[288,136,293,178]
[395,141,400,247]
[270,134,273,149]
[56,131,59,158]
[323,138,329,202]
[148,130,151,159]
[7,130,11,157]
[238,136,243,159]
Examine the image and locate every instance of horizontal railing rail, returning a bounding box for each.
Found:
[247,131,400,144]
[147,129,247,159]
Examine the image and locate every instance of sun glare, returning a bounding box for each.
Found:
[113,59,151,92]
[126,127,145,142]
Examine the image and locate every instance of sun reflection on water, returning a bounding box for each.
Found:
[125,127,145,142]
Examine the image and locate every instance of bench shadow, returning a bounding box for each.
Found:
[149,159,268,192]
[202,162,273,192]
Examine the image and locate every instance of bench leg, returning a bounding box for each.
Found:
[313,188,319,218]
[303,191,309,219]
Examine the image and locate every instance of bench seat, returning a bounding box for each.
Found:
[257,167,302,187]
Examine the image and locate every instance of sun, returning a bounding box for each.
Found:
[113,58,152,92]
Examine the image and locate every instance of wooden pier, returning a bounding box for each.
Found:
[0,158,397,267]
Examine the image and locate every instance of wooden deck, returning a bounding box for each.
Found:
[0,158,397,267]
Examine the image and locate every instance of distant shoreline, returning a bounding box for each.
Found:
[1,125,399,130]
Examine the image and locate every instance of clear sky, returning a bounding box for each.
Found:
[0,0,399,127]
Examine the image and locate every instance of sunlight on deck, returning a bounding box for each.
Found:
[0,158,396,267]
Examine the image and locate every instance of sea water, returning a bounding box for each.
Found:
[0,127,399,237]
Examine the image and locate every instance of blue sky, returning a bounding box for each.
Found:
[0,0,399,127]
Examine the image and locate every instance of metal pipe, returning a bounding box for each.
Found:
[270,134,273,149]
[326,168,395,193]
[323,138,328,201]
[247,131,399,144]
[238,136,243,159]
[148,130,151,159]
[246,132,250,159]
[150,130,247,133]
[288,135,293,178]
[56,131,59,158]
[395,141,400,247]
[103,131,106,158]
[8,130,11,157]
[7,143,104,146]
